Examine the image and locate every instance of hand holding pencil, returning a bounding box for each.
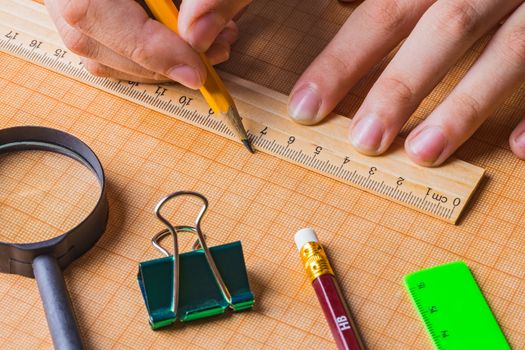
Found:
[45,0,253,151]
[45,0,248,86]
[144,0,254,152]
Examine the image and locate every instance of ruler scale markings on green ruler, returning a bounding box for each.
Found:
[0,0,486,224]
[404,261,510,350]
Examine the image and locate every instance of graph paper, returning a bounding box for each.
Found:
[0,0,525,349]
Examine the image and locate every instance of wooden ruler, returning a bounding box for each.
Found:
[0,0,484,224]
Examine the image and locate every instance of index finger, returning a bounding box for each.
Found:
[178,0,251,52]
[60,0,206,88]
[288,0,435,125]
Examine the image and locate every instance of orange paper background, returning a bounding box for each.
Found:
[1,0,525,349]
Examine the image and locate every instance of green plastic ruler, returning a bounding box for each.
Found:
[404,261,510,350]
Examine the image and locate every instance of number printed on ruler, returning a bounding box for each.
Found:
[0,4,485,224]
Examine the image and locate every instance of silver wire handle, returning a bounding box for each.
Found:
[152,226,201,256]
[153,191,233,318]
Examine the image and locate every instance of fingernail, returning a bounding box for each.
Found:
[407,126,447,165]
[189,12,225,52]
[515,131,525,148]
[288,84,322,124]
[167,65,202,89]
[350,115,385,154]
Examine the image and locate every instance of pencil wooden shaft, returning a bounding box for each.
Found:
[313,274,365,350]
[198,56,249,143]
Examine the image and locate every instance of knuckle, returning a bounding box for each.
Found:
[322,50,353,78]
[449,92,482,128]
[432,1,480,37]
[501,26,525,63]
[62,0,90,28]
[377,76,416,105]
[129,43,155,66]
[360,0,406,32]
[84,61,109,77]
[128,19,157,64]
[61,29,96,57]
[151,72,168,81]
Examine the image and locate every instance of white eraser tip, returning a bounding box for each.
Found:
[294,228,318,250]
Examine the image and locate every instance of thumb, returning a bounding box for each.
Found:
[178,0,250,52]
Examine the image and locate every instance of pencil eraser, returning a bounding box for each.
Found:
[294,228,319,250]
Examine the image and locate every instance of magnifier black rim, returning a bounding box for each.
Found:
[0,126,109,277]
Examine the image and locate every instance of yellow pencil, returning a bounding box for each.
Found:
[144,0,254,153]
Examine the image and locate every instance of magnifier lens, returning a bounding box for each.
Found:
[0,148,101,244]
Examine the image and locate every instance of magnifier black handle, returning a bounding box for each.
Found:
[33,255,84,350]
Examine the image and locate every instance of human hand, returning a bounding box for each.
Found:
[288,0,525,166]
[45,0,250,88]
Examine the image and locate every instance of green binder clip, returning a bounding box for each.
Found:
[137,191,254,329]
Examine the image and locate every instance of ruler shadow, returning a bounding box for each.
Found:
[454,173,489,226]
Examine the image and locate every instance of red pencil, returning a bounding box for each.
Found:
[295,228,365,350]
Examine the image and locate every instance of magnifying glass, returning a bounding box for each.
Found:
[0,126,108,349]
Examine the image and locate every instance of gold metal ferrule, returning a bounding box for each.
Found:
[299,242,334,281]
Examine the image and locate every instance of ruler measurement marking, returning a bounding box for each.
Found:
[378,181,385,194]
[377,181,385,194]
[430,201,438,214]
[421,198,429,211]
[439,205,447,218]
[350,170,357,183]
[427,200,434,213]
[291,149,300,163]
[425,200,435,212]
[321,159,330,173]
[394,187,406,202]
[369,179,377,192]
[399,189,407,202]
[407,193,416,206]
[359,175,367,187]
[434,202,441,216]
[421,199,429,211]
[334,165,343,178]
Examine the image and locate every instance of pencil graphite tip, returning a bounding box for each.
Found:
[224,106,254,154]
[242,139,255,154]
